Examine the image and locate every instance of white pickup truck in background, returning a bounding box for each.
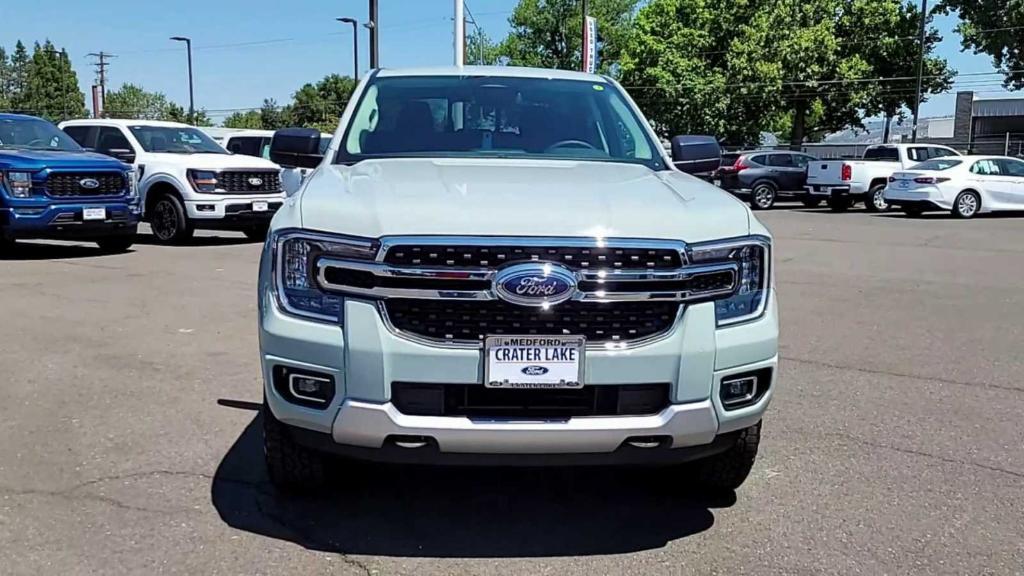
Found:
[805,143,960,212]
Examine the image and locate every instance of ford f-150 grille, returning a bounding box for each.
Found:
[217,170,281,193]
[383,244,683,270]
[45,172,125,197]
[384,299,681,344]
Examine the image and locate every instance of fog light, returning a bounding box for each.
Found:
[272,365,335,408]
[196,204,215,212]
[721,376,757,406]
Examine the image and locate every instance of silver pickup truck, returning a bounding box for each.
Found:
[805,143,960,212]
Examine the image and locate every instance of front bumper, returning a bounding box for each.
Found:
[184,193,285,220]
[260,281,779,462]
[0,199,140,240]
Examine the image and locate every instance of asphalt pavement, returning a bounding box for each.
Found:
[1,206,1022,575]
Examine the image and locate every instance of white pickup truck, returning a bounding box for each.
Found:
[256,66,777,496]
[805,143,960,212]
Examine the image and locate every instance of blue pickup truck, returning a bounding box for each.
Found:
[1,113,139,253]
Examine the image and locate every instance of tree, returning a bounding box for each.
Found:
[222,110,264,129]
[20,41,86,121]
[501,0,638,73]
[104,83,170,119]
[862,1,954,142]
[164,102,213,126]
[466,29,504,65]
[8,41,30,111]
[290,74,356,133]
[260,98,292,130]
[0,47,9,109]
[939,0,1024,89]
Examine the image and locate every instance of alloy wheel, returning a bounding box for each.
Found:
[152,200,178,240]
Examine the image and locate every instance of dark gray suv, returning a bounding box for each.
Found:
[713,150,819,209]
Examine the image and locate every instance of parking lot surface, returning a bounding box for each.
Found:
[1,207,1022,575]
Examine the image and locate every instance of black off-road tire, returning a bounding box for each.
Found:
[263,403,327,493]
[691,421,762,492]
[148,193,194,244]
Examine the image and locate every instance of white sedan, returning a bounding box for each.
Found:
[884,155,1024,218]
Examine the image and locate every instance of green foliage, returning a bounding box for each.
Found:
[289,74,355,133]
[466,29,504,65]
[19,41,86,122]
[104,83,211,125]
[222,109,264,129]
[0,47,9,109]
[620,0,952,147]
[104,83,170,119]
[501,0,638,73]
[260,98,292,130]
[8,41,30,111]
[939,0,1024,89]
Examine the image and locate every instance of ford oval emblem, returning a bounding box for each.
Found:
[247,177,264,187]
[79,178,100,189]
[521,365,549,376]
[494,262,577,307]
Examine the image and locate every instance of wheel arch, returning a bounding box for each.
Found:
[143,180,185,216]
[868,177,888,191]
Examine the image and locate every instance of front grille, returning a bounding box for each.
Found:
[384,299,681,344]
[383,244,682,270]
[217,171,281,193]
[45,173,125,197]
[392,382,670,418]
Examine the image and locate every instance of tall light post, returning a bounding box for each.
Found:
[170,36,195,124]
[911,0,928,143]
[337,17,360,81]
[368,0,379,69]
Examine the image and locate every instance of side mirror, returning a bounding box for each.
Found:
[670,135,721,175]
[106,148,136,164]
[270,128,323,169]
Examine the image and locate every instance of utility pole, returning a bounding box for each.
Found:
[581,0,588,71]
[911,0,928,143]
[455,0,465,66]
[87,51,115,117]
[368,0,379,69]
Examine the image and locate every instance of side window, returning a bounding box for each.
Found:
[792,154,812,169]
[971,159,1001,175]
[62,125,95,148]
[767,153,795,167]
[928,147,952,159]
[997,159,1024,177]
[95,127,132,153]
[908,147,929,162]
[226,136,263,157]
[748,154,768,166]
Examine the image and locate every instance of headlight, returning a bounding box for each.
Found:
[126,170,139,198]
[689,236,771,326]
[187,169,218,193]
[3,171,33,198]
[273,230,378,323]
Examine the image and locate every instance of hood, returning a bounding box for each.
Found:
[299,158,750,243]
[0,148,129,171]
[146,152,279,170]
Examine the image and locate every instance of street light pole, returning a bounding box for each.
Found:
[368,0,379,69]
[581,0,588,72]
[911,0,927,143]
[337,18,359,81]
[170,36,195,124]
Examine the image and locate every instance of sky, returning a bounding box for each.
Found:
[0,0,1014,124]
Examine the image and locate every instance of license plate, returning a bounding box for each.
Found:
[252,201,269,212]
[82,207,106,221]
[713,179,721,187]
[485,335,584,389]
[899,181,909,188]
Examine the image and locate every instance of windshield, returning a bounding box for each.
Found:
[339,75,663,169]
[912,158,962,171]
[0,117,82,152]
[129,125,226,154]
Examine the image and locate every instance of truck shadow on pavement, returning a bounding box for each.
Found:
[211,415,731,558]
[0,241,132,261]
[133,232,259,247]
